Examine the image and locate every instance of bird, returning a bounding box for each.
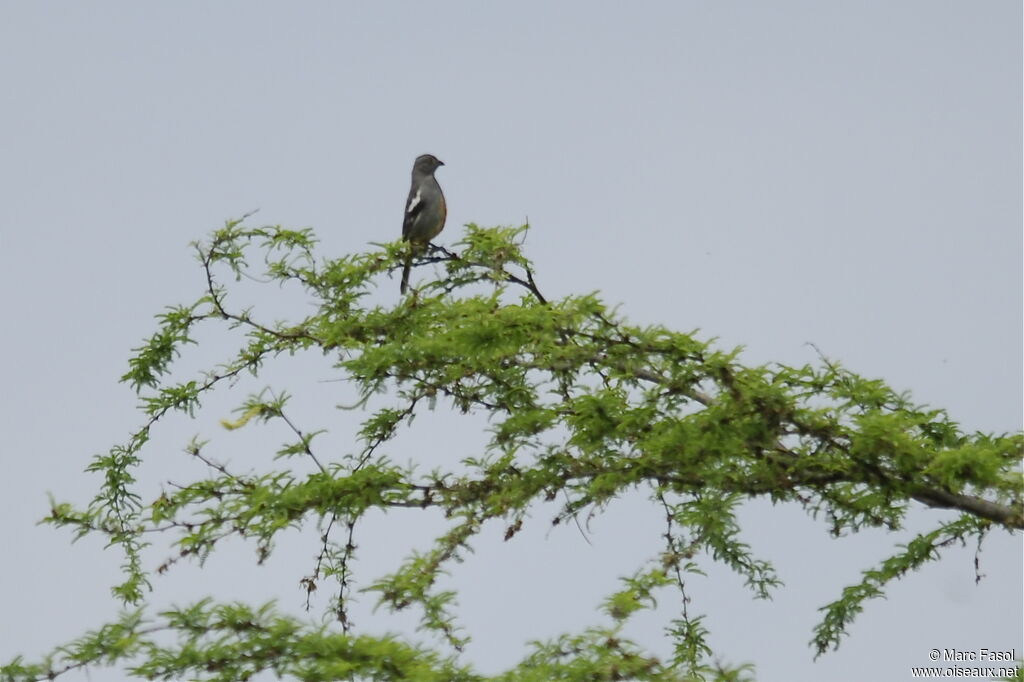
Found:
[400,154,447,294]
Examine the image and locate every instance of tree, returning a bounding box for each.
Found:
[2,219,1021,682]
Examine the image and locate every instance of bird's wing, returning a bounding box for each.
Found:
[402,187,424,239]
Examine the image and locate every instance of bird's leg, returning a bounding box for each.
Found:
[428,243,459,260]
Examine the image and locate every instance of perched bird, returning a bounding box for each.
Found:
[400,154,447,294]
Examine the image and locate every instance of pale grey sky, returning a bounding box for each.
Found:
[1,3,1021,681]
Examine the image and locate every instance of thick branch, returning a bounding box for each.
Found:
[909,486,1022,528]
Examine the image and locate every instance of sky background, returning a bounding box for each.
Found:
[1,3,1021,681]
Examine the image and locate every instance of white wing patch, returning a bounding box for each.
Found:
[406,188,422,215]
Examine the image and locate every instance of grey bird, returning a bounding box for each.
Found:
[400,154,447,294]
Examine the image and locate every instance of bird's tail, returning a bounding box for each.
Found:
[400,250,413,294]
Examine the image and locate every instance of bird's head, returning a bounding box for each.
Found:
[413,154,445,175]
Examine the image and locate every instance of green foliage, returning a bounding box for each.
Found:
[5,218,1021,681]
